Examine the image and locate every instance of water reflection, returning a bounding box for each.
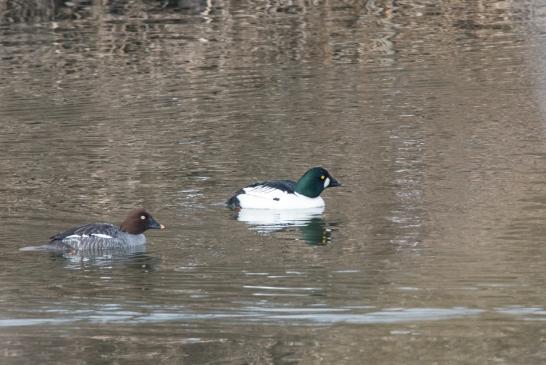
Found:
[0,306,487,327]
[234,208,334,245]
[2,0,546,363]
[52,249,160,271]
[4,304,545,328]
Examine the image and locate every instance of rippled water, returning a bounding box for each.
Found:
[1,0,546,364]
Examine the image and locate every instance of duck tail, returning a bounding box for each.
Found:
[226,189,245,210]
[19,242,72,253]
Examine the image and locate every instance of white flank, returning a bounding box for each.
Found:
[238,186,325,210]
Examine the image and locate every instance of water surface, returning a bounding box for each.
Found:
[1,1,546,364]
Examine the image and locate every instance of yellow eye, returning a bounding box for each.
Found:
[320,175,325,180]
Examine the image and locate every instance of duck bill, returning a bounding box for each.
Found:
[147,216,165,230]
[329,177,341,188]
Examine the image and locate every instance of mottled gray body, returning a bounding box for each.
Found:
[50,223,146,252]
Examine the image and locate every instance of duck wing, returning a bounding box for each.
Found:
[49,223,120,242]
[245,180,296,194]
[227,180,297,209]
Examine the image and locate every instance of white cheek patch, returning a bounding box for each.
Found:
[324,177,330,188]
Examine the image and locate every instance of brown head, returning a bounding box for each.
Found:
[119,208,165,235]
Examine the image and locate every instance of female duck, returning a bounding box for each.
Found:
[21,207,164,253]
[227,167,341,210]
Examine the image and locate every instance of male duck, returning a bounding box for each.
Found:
[21,207,164,253]
[227,167,341,210]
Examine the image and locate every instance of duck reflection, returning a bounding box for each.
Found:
[52,247,160,271]
[235,207,334,246]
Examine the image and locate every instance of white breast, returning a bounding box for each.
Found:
[237,187,325,210]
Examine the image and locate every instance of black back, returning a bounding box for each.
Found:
[49,223,119,242]
[246,180,296,193]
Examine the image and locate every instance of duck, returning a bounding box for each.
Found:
[227,167,341,210]
[20,207,165,253]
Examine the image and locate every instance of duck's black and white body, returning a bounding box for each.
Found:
[21,208,164,253]
[227,167,341,210]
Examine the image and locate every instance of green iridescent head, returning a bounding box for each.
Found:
[294,167,341,198]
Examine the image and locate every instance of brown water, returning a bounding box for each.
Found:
[1,0,546,364]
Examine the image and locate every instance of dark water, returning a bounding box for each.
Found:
[1,0,546,364]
